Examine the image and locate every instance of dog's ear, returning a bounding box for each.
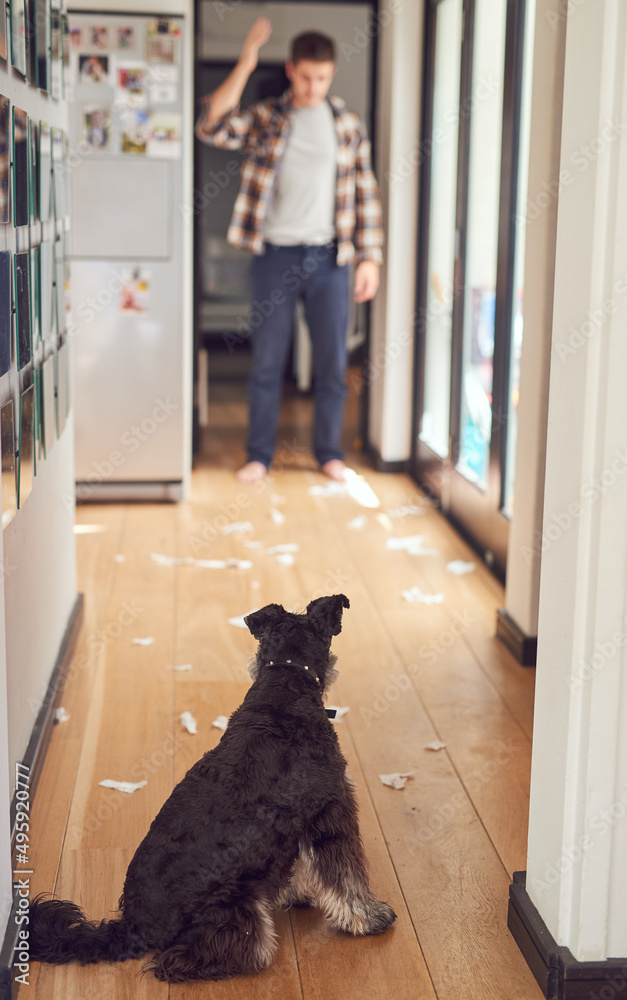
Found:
[244,603,286,639]
[306,594,350,640]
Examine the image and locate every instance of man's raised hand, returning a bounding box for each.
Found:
[239,17,272,73]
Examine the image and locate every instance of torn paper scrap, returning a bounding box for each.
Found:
[379,772,415,790]
[326,705,350,722]
[425,740,447,752]
[270,494,286,504]
[270,508,285,525]
[386,535,438,556]
[114,554,125,562]
[446,560,476,575]
[251,581,260,589]
[132,636,154,646]
[184,557,253,570]
[276,553,295,567]
[344,469,380,509]
[171,663,192,672]
[243,540,264,550]
[99,779,147,794]
[347,515,367,530]
[151,552,182,566]
[387,504,425,518]
[402,587,444,605]
[53,707,70,724]
[212,716,228,731]
[308,482,347,497]
[266,543,300,555]
[228,610,258,629]
[221,521,254,535]
[180,711,197,735]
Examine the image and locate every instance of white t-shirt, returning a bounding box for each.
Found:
[263,100,337,246]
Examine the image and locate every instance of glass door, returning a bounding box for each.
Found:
[413,0,533,578]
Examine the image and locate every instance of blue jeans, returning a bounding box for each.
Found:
[246,241,350,468]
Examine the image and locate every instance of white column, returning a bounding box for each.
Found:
[503,0,566,639]
[527,0,627,962]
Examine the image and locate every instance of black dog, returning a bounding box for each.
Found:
[30,595,396,982]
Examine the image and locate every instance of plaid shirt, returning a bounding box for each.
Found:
[195,90,383,266]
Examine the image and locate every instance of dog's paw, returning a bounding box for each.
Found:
[364,900,397,935]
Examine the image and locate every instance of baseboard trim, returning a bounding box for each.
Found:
[0,593,84,1000]
[508,871,627,999]
[496,609,537,666]
[364,444,408,474]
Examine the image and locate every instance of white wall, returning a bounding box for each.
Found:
[369,0,423,463]
[0,17,76,946]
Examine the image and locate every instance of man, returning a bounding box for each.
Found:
[196,17,383,484]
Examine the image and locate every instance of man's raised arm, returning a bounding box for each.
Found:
[196,17,272,138]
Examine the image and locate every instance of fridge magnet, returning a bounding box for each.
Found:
[119,267,150,314]
[116,62,147,108]
[119,108,148,155]
[69,24,82,48]
[0,251,10,376]
[147,112,181,159]
[18,384,35,507]
[0,95,9,224]
[1,401,17,528]
[148,64,178,84]
[148,84,176,105]
[78,54,110,84]
[116,25,135,52]
[89,25,109,50]
[147,18,181,37]
[147,33,175,64]
[82,104,111,150]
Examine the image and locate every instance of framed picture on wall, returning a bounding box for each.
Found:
[39,241,55,343]
[51,126,64,219]
[30,246,40,349]
[10,0,27,76]
[18,383,35,507]
[0,251,11,376]
[50,4,61,100]
[1,400,17,528]
[12,106,29,227]
[35,0,50,92]
[0,0,7,61]
[14,252,32,369]
[39,120,51,221]
[28,117,38,224]
[24,0,37,84]
[42,353,55,456]
[0,95,9,224]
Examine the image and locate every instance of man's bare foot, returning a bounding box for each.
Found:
[320,460,348,482]
[236,461,267,484]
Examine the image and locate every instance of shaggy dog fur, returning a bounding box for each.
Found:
[29,594,396,982]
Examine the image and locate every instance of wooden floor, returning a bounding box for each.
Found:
[21,376,543,999]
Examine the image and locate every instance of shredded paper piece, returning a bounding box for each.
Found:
[266,543,299,555]
[180,711,197,735]
[132,636,154,646]
[221,521,254,535]
[53,707,70,724]
[308,482,347,497]
[151,552,182,566]
[446,560,476,575]
[402,587,444,605]
[425,740,447,752]
[343,469,381,509]
[386,535,438,556]
[99,779,147,794]
[243,540,263,550]
[270,508,285,525]
[270,494,286,504]
[326,705,350,722]
[212,716,228,731]
[171,663,192,672]
[387,504,425,518]
[114,554,125,562]
[185,557,252,570]
[228,610,258,629]
[379,772,415,791]
[276,553,295,567]
[347,515,367,530]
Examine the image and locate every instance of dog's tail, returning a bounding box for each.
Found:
[29,894,147,965]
